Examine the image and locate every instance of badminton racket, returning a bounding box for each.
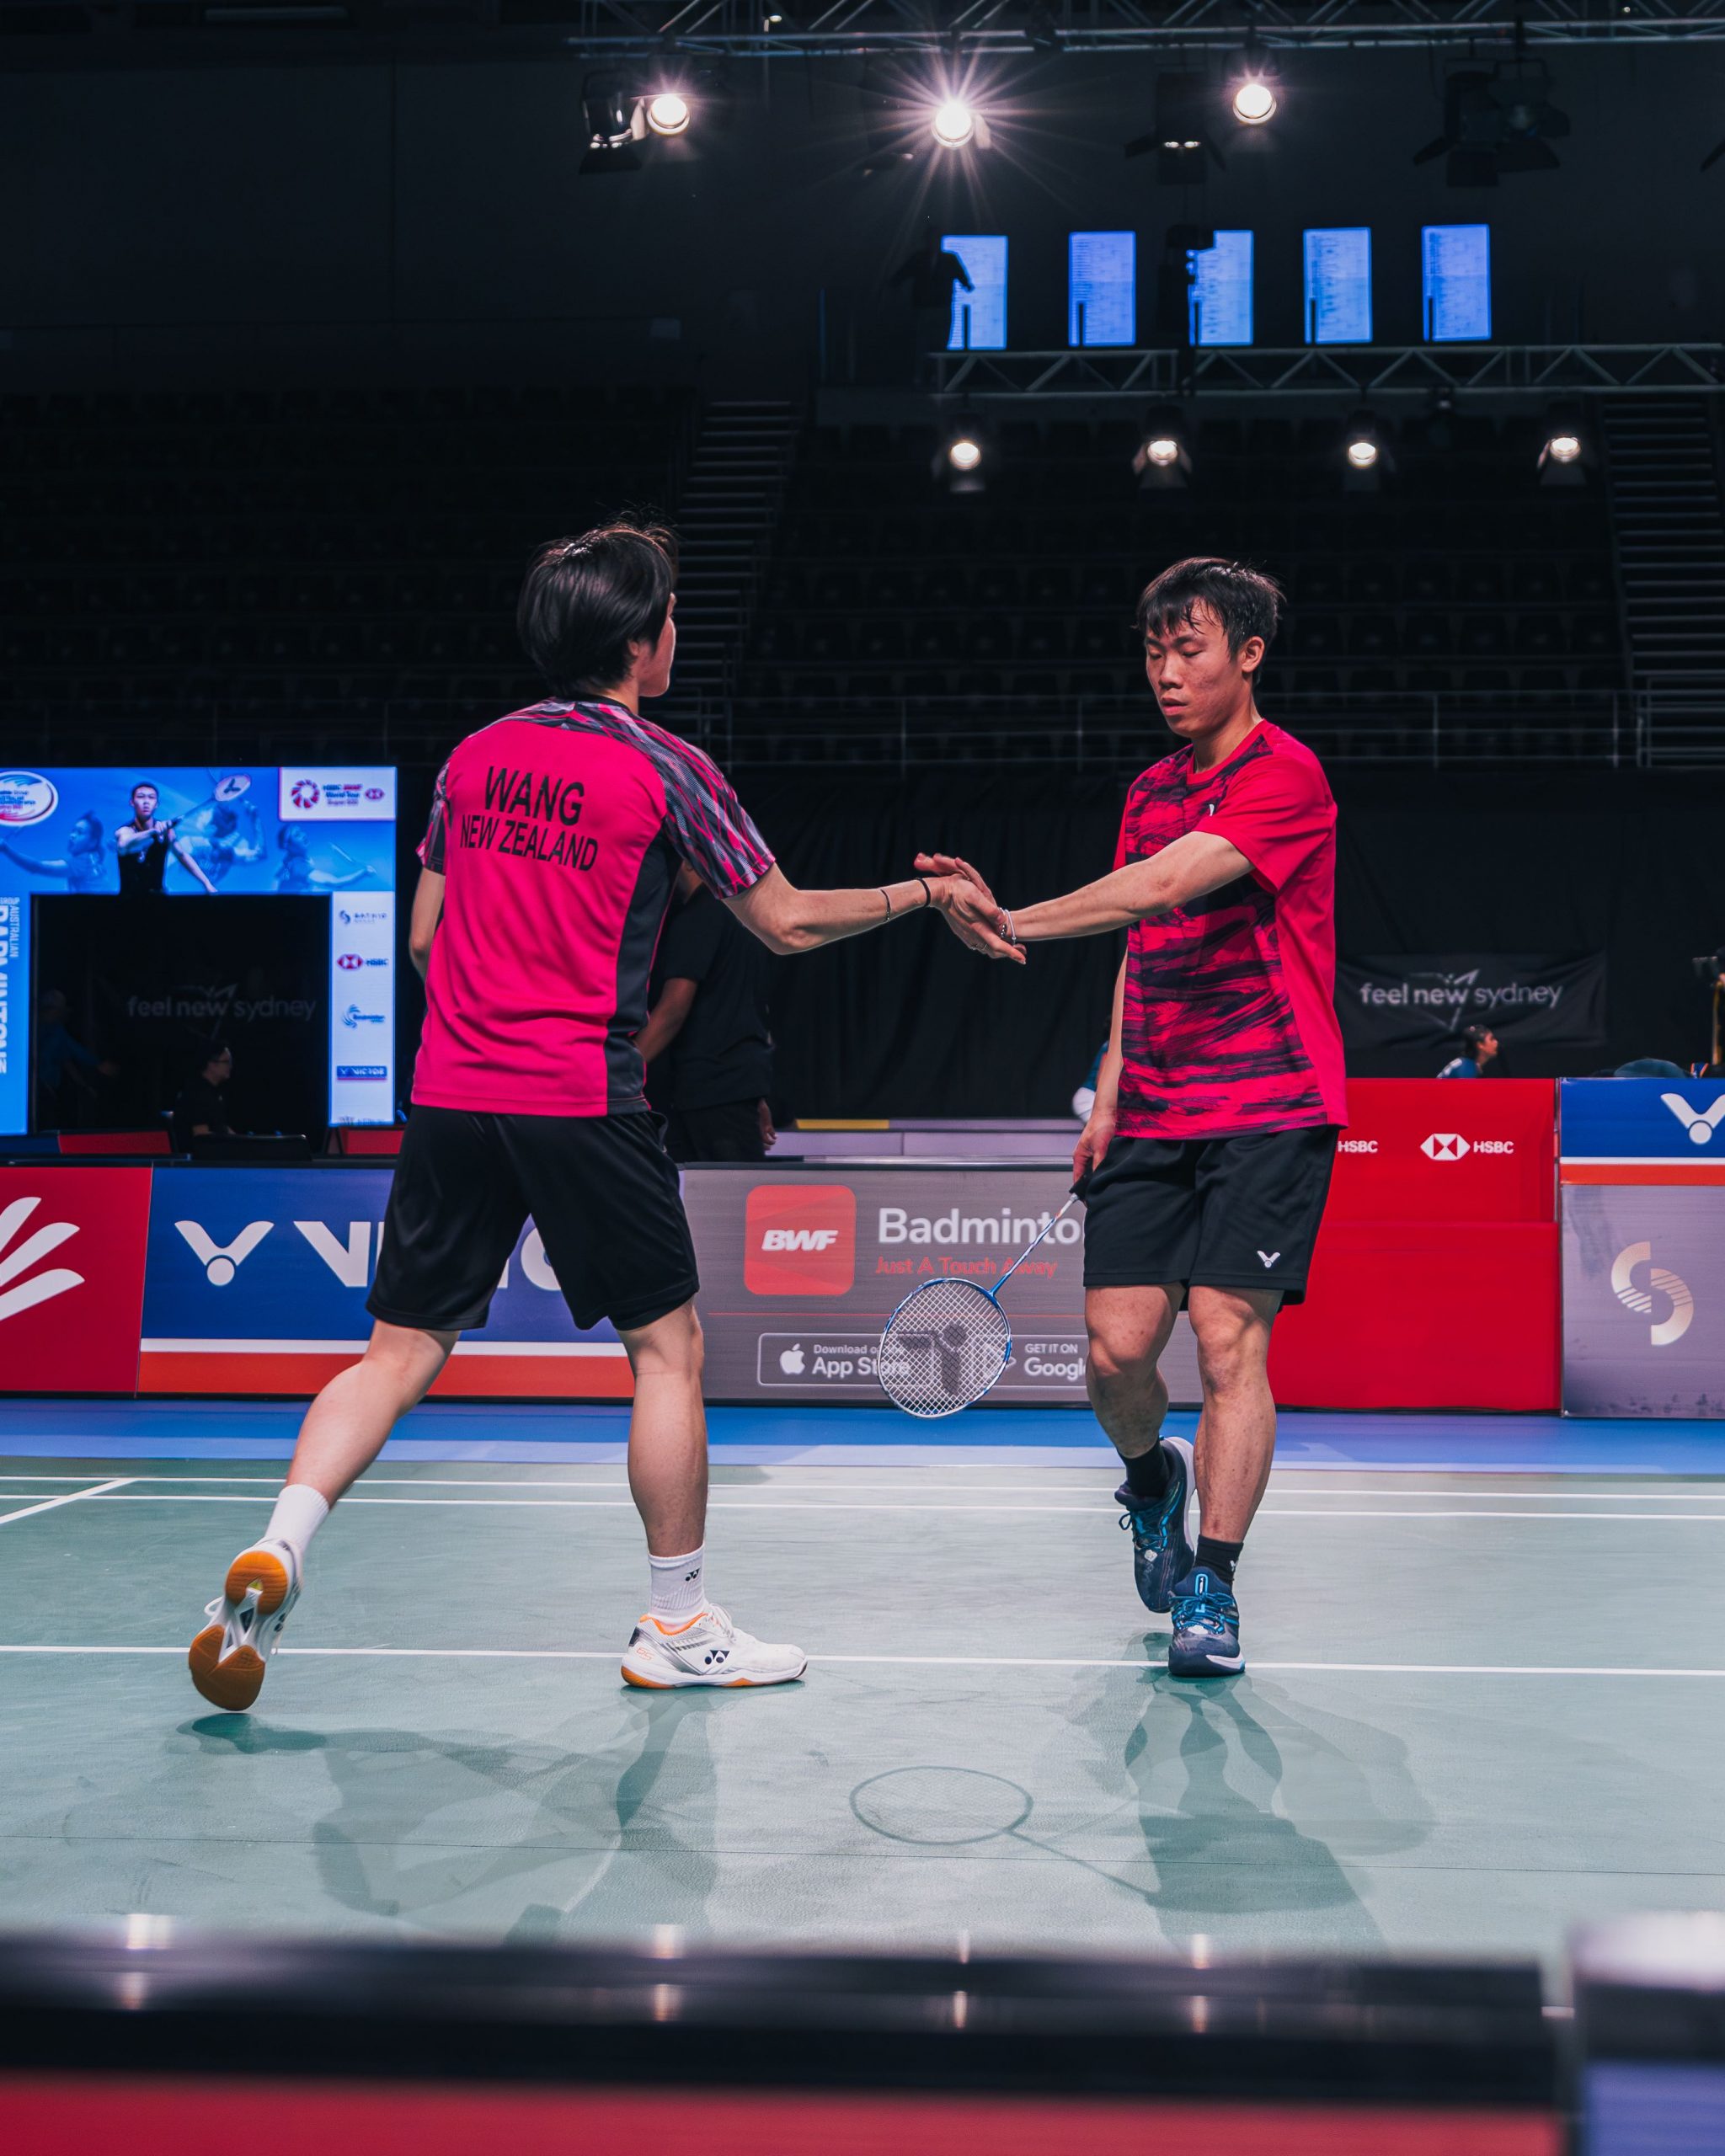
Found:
[876,1183,1086,1420]
[168,774,251,830]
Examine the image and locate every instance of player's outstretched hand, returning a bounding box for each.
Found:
[922,874,1026,963]
[914,851,998,907]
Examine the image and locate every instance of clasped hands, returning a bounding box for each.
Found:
[914,851,1026,965]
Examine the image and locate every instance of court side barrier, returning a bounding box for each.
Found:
[1560,1076,1725,1420]
[0,1081,1559,1408]
[0,1927,1558,2155]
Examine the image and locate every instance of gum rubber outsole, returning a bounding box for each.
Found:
[186,1547,293,1711]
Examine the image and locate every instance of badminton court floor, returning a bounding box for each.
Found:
[3,1409,1723,1971]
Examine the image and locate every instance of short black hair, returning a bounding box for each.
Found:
[1135,558,1284,680]
[1461,1022,1494,1054]
[201,1040,232,1069]
[518,520,678,700]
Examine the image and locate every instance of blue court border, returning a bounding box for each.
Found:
[1,1399,1723,1474]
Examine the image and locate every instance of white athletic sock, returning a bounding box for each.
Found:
[649,1546,707,1622]
[261,1485,329,1575]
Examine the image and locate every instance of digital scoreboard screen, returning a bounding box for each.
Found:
[943,234,1008,350]
[1188,229,1253,347]
[1069,230,1136,346]
[1423,223,1492,341]
[1304,227,1372,344]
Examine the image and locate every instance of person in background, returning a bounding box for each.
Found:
[35,988,117,1129]
[2,813,109,894]
[889,231,975,383]
[638,862,777,1161]
[1073,1038,1110,1122]
[171,1042,235,1150]
[1438,1023,1503,1079]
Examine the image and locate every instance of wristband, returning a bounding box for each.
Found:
[998,907,1018,944]
[916,874,933,910]
[880,886,894,922]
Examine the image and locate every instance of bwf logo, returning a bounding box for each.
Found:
[745,1185,857,1296]
[1422,1133,1471,1161]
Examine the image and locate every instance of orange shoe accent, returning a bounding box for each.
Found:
[620,1666,676,1689]
[644,1611,707,1638]
[223,1548,291,1614]
[187,1626,268,1712]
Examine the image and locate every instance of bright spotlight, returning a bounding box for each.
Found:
[933,415,989,493]
[948,436,983,472]
[1231,76,1277,125]
[1546,432,1582,464]
[932,98,977,148]
[1346,438,1379,470]
[1146,437,1181,467]
[1132,405,1190,489]
[645,91,692,136]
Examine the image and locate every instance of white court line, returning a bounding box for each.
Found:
[11,1492,1725,1524]
[2,1641,1724,1678]
[0,1478,133,1528]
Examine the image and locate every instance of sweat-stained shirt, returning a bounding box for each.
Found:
[1111,719,1346,1140]
[412,700,774,1116]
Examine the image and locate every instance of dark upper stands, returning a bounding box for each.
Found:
[0,387,692,760]
[736,409,1626,760]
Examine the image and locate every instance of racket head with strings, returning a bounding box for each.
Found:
[213,775,252,803]
[877,1275,1012,1420]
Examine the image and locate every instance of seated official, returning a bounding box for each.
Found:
[170,1042,235,1151]
[638,863,776,1161]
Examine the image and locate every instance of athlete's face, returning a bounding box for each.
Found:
[132,786,158,823]
[71,817,99,852]
[1143,605,1263,743]
[634,596,676,701]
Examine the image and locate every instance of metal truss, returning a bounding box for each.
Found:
[10,0,1725,58]
[933,342,1725,399]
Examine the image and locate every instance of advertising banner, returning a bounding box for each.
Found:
[681,1165,1203,1406]
[1559,1077,1725,1171]
[1337,953,1606,1075]
[136,1166,627,1397]
[0,1165,152,1393]
[1330,1079,1554,1223]
[0,765,397,1133]
[1562,1184,1723,1417]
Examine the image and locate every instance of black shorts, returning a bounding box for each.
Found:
[1082,1126,1338,1306]
[367,1105,699,1336]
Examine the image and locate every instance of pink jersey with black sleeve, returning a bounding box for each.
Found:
[412,701,774,1117]
[1112,720,1346,1139]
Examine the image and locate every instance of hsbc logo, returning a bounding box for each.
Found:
[337,953,363,970]
[0,1195,84,1323]
[1423,1133,1471,1161]
[745,1185,857,1296]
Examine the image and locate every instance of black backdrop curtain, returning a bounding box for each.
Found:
[394,765,1725,1118]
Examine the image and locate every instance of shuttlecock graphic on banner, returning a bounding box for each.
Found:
[0,1196,84,1324]
[1610,1241,1695,1348]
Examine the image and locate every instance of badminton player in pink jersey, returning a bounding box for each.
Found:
[924,558,1344,1682]
[189,520,1012,1710]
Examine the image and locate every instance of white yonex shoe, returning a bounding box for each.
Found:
[621,1604,808,1689]
[187,1539,301,1711]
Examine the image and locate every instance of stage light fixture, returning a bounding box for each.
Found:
[1538,400,1588,486]
[1230,33,1279,126]
[579,72,645,174]
[1343,408,1389,491]
[932,97,977,148]
[1132,404,1191,489]
[1125,72,1224,183]
[933,413,990,494]
[645,91,692,136]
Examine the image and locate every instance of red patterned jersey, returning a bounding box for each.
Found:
[414,700,773,1116]
[1112,720,1346,1139]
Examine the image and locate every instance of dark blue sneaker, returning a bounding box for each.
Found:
[1167,1566,1244,1679]
[1114,1433,1195,1614]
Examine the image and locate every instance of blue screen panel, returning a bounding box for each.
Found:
[1423,223,1491,342]
[1187,230,1253,348]
[943,234,1007,351]
[1304,227,1372,344]
[1069,230,1136,347]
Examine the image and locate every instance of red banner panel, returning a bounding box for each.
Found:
[3,2076,1559,2156]
[1272,1221,1561,1411]
[1329,1081,1556,1224]
[0,1166,152,1394]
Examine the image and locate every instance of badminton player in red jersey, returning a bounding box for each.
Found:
[925,558,1344,1680]
[189,520,1012,1712]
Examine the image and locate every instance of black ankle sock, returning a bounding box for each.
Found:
[1194,1534,1242,1583]
[1122,1444,1172,1501]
